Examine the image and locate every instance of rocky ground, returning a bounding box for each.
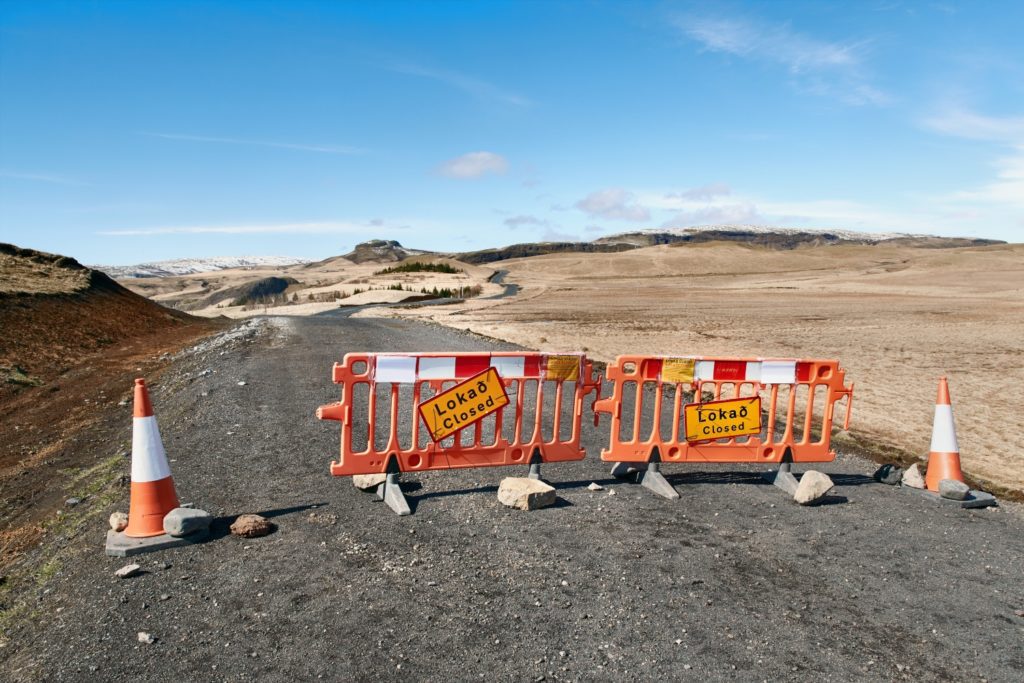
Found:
[1,313,1022,682]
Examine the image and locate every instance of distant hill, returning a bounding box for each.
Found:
[342,239,429,264]
[449,226,1005,264]
[96,256,309,279]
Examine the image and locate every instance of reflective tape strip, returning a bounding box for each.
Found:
[930,404,959,452]
[712,361,746,381]
[745,361,762,382]
[418,357,456,379]
[376,356,417,384]
[131,416,172,483]
[490,356,525,378]
[455,356,489,378]
[760,360,797,385]
[694,360,715,381]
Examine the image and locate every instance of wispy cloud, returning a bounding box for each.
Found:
[575,188,650,222]
[503,214,549,229]
[924,107,1024,210]
[99,221,388,236]
[388,63,531,107]
[141,132,364,155]
[674,15,887,106]
[437,151,509,179]
[0,170,88,186]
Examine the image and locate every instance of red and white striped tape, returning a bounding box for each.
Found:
[647,358,813,385]
[371,354,580,384]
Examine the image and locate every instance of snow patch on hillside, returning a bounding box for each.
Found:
[96,256,310,279]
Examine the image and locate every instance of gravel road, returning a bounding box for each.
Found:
[3,313,1022,682]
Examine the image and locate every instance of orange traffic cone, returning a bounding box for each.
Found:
[124,379,179,537]
[925,376,965,492]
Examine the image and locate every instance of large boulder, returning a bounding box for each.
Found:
[794,470,834,505]
[163,507,212,537]
[497,477,556,511]
[872,464,904,485]
[230,514,275,538]
[939,479,970,501]
[352,473,387,491]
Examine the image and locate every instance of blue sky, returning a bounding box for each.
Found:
[1,1,1022,264]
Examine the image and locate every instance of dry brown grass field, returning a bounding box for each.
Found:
[358,241,1024,494]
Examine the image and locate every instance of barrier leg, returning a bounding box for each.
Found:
[527,448,544,481]
[762,449,799,496]
[375,457,411,516]
[640,448,679,500]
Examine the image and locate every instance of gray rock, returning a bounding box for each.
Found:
[872,464,904,485]
[497,477,556,511]
[109,511,129,532]
[939,478,970,501]
[115,563,141,579]
[794,470,834,505]
[587,482,604,491]
[230,514,275,538]
[902,463,926,489]
[162,507,212,537]
[137,632,155,644]
[65,497,80,507]
[352,473,388,491]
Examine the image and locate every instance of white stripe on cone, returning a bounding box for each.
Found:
[929,404,959,453]
[131,415,172,483]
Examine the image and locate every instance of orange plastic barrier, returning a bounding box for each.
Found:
[593,356,853,465]
[317,352,601,476]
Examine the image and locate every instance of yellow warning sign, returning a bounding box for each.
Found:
[545,355,579,381]
[684,397,762,442]
[661,358,695,383]
[418,368,509,442]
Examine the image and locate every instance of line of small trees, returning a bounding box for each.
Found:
[374,262,463,275]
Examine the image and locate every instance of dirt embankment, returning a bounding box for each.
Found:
[0,243,221,570]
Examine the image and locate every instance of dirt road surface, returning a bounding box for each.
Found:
[2,314,1022,682]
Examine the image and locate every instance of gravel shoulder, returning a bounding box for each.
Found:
[2,314,1022,682]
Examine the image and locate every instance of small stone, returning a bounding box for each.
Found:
[109,511,129,531]
[115,563,141,579]
[587,482,604,491]
[497,477,556,511]
[794,470,834,505]
[137,632,155,644]
[230,514,275,538]
[607,489,616,496]
[237,381,247,386]
[65,497,80,507]
[159,594,170,601]
[902,463,926,489]
[938,479,970,501]
[163,507,212,537]
[872,464,904,485]
[352,473,388,491]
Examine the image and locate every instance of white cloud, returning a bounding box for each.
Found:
[141,133,364,155]
[98,221,388,236]
[388,63,531,107]
[575,188,650,222]
[437,152,509,179]
[662,202,764,228]
[675,15,887,105]
[922,109,1024,142]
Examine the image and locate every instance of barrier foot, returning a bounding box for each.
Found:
[527,449,545,481]
[610,462,646,478]
[640,460,680,500]
[376,471,411,516]
[763,456,799,496]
